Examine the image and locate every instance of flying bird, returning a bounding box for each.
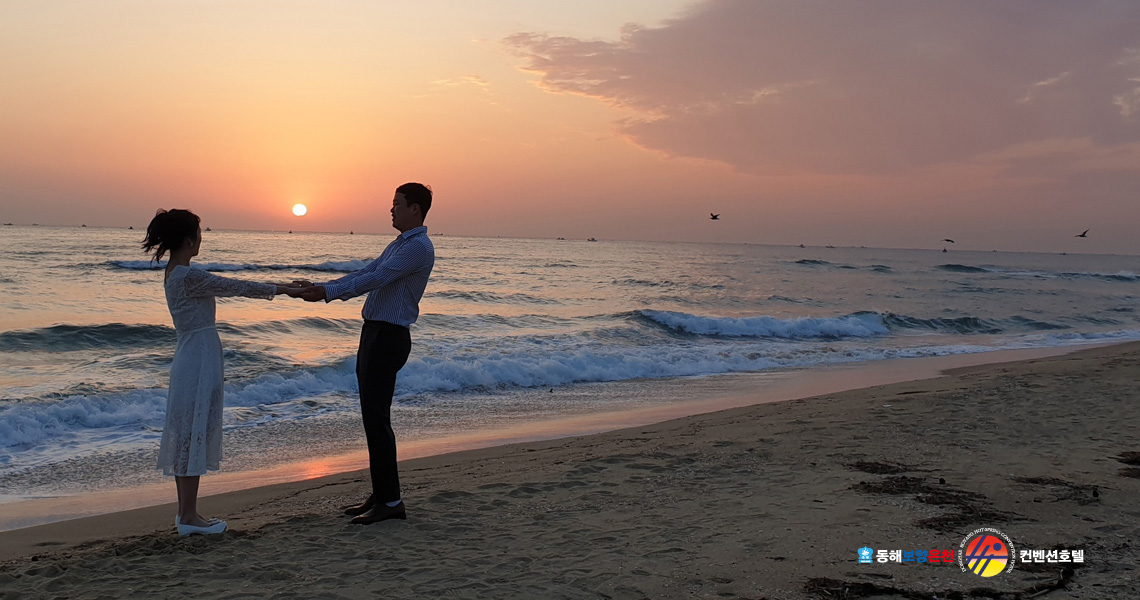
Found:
[710,213,720,220]
[1075,229,1089,238]
[943,239,955,243]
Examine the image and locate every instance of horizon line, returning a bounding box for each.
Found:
[0,224,1133,258]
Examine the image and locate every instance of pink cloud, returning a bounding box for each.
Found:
[506,0,1140,176]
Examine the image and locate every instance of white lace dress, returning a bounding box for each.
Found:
[158,265,276,477]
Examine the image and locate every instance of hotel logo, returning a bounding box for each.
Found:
[959,527,1016,578]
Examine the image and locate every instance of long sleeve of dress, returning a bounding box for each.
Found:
[182,268,276,299]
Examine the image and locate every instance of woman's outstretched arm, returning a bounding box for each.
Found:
[182,267,277,299]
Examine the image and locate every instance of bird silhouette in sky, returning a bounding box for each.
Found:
[710,213,720,220]
[943,239,955,243]
[1075,229,1089,238]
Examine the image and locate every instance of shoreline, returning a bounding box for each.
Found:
[4,340,1138,597]
[0,342,1104,536]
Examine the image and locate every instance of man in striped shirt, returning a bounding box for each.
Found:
[299,182,435,524]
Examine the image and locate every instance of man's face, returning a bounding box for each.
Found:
[390,192,419,232]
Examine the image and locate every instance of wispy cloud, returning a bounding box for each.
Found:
[1017,72,1070,104]
[1114,78,1140,118]
[412,75,496,102]
[432,75,491,91]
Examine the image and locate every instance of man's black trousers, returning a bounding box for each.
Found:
[356,320,411,503]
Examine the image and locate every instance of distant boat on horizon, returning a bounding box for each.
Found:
[2,223,11,226]
[587,237,597,242]
[205,227,212,231]
[81,224,86,227]
[128,226,133,230]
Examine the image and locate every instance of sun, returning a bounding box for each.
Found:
[292,203,308,216]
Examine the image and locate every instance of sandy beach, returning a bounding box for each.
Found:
[3,342,1139,599]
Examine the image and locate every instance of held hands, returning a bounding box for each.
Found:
[275,284,308,298]
[274,281,326,301]
[298,286,327,302]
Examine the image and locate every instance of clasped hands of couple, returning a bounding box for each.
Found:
[277,280,327,302]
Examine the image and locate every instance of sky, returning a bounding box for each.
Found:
[2,0,1139,253]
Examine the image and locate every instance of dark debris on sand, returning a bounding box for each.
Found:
[1011,476,1100,505]
[1118,467,1140,479]
[1113,452,1140,478]
[805,564,1078,599]
[843,460,921,475]
[1112,451,1140,465]
[850,475,1021,532]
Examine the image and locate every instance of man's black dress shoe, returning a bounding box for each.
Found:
[342,495,376,516]
[350,501,407,525]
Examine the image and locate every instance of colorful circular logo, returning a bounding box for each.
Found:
[959,528,1016,577]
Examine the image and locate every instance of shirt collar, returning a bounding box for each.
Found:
[399,225,427,240]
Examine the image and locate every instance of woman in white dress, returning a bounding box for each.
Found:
[142,209,303,536]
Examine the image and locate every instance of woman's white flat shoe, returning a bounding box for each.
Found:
[175,515,220,526]
[177,520,227,537]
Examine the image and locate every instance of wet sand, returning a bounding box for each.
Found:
[2,342,1139,598]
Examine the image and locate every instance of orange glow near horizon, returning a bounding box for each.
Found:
[2,1,1139,252]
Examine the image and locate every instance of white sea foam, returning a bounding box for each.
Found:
[8,327,1138,468]
[638,309,889,338]
[0,389,168,450]
[935,263,1140,282]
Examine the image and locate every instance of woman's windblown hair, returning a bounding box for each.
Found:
[141,209,200,262]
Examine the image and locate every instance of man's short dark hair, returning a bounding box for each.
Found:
[396,182,432,219]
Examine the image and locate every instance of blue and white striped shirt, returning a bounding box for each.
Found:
[320,226,434,327]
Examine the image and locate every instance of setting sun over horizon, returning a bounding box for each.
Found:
[2,1,1139,253]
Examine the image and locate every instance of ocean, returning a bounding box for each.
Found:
[1,225,1138,512]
